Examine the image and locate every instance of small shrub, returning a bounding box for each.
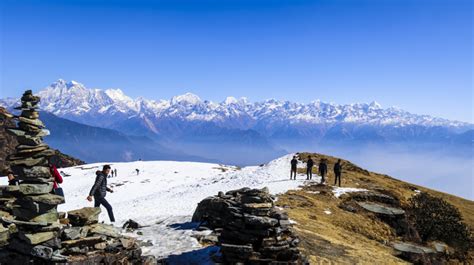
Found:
[408,192,471,258]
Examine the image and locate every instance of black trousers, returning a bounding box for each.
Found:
[334,172,341,187]
[94,196,115,222]
[320,172,327,183]
[306,167,312,180]
[290,167,297,180]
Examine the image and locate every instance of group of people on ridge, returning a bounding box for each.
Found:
[290,155,343,186]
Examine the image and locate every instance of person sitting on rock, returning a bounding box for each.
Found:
[87,165,115,223]
[306,156,314,180]
[318,159,328,184]
[290,156,298,180]
[333,159,342,187]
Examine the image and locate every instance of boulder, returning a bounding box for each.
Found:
[21,194,65,206]
[17,166,52,179]
[18,231,56,245]
[13,207,58,224]
[16,135,43,146]
[8,157,47,168]
[67,207,101,226]
[87,223,120,238]
[356,202,405,216]
[62,227,82,240]
[19,183,53,195]
[18,117,45,128]
[0,224,9,247]
[1,217,48,227]
[62,236,105,248]
[392,241,436,254]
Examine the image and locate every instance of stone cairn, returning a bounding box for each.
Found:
[0,90,155,264]
[192,187,308,264]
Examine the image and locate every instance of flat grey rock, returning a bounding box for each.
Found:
[357,202,405,216]
[391,241,436,254]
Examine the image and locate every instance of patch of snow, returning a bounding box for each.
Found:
[39,154,305,259]
[332,187,369,198]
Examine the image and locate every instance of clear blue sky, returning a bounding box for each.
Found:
[1,0,472,122]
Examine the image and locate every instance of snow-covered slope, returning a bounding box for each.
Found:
[35,154,309,259]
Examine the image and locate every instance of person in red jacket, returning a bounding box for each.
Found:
[49,156,64,195]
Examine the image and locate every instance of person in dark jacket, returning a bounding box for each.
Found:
[334,159,342,187]
[318,159,328,184]
[290,156,298,180]
[7,173,19,186]
[87,165,115,222]
[306,156,314,180]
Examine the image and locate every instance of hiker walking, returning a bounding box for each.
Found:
[306,156,314,180]
[334,159,342,187]
[135,169,140,176]
[87,165,115,223]
[319,159,328,184]
[290,156,298,180]
[114,168,117,177]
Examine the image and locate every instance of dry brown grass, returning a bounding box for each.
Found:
[276,152,474,264]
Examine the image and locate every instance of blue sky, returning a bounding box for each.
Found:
[1,0,472,122]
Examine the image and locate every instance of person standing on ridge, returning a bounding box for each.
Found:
[114,168,117,177]
[306,156,314,180]
[290,156,298,180]
[334,159,343,187]
[135,169,140,176]
[87,165,115,223]
[319,159,328,184]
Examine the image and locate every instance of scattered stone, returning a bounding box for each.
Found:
[67,207,101,226]
[62,236,105,248]
[120,237,137,249]
[62,227,82,240]
[122,219,141,230]
[88,223,120,238]
[18,231,56,245]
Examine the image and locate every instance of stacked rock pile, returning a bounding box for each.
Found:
[0,90,155,264]
[192,187,308,264]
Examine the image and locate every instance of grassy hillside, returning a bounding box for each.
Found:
[277,152,473,264]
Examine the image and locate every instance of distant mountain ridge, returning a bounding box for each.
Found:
[1,79,469,131]
[1,79,472,165]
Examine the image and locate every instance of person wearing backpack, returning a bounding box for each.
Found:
[87,165,115,223]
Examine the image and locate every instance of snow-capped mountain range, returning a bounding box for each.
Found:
[1,79,472,165]
[1,79,469,130]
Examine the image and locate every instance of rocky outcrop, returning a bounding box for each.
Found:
[193,187,308,264]
[0,105,84,175]
[0,91,154,265]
